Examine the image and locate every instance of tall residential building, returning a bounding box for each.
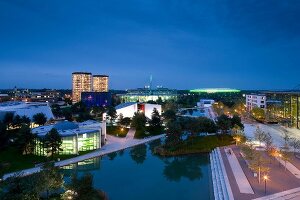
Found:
[72,72,92,103]
[93,75,109,92]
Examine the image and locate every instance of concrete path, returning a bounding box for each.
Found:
[252,187,300,200]
[276,157,300,179]
[2,133,165,180]
[225,147,254,194]
[125,128,136,139]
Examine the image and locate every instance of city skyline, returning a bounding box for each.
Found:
[1,0,300,90]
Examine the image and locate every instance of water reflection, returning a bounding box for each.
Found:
[130,144,147,164]
[148,139,162,154]
[107,152,118,160]
[163,155,209,182]
[62,157,101,177]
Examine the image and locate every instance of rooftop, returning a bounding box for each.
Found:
[190,88,240,93]
[32,120,102,137]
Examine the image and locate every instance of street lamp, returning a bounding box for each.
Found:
[263,175,268,195]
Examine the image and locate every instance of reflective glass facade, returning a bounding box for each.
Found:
[34,131,100,156]
[266,92,300,129]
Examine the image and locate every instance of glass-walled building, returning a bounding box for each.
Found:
[33,120,105,156]
[266,92,300,129]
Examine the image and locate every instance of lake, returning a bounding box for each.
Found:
[63,139,214,200]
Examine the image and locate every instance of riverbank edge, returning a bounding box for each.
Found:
[154,144,232,156]
[2,134,165,180]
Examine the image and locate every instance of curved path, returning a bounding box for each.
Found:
[2,133,165,180]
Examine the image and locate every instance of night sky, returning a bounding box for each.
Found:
[1,0,300,90]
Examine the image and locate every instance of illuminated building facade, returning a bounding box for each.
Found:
[93,75,109,92]
[33,120,106,155]
[119,87,177,103]
[265,92,300,129]
[246,94,267,111]
[72,72,92,103]
[81,92,111,108]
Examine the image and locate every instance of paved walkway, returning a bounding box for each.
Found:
[276,157,300,179]
[225,147,254,194]
[125,128,136,139]
[2,133,165,180]
[253,187,300,200]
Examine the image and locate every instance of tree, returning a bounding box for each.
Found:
[43,128,62,158]
[33,113,47,126]
[249,150,269,183]
[21,115,31,126]
[254,126,267,147]
[251,107,266,121]
[107,106,117,125]
[279,148,291,171]
[12,115,22,128]
[62,107,73,121]
[1,173,41,200]
[149,108,162,132]
[16,125,36,155]
[40,162,64,199]
[216,114,231,134]
[0,121,8,150]
[51,104,62,118]
[119,117,131,128]
[91,106,106,119]
[289,137,300,155]
[62,173,106,200]
[231,115,244,129]
[162,109,177,123]
[3,112,14,129]
[165,121,183,147]
[131,112,147,138]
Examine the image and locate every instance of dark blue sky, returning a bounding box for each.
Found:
[1,0,300,90]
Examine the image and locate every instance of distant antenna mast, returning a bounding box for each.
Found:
[150,75,153,95]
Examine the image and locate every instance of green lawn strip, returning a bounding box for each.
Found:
[134,126,164,139]
[157,135,234,156]
[106,126,129,137]
[0,147,94,176]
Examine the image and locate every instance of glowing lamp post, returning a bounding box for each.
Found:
[263,175,268,195]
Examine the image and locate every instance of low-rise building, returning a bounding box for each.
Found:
[246,94,267,111]
[0,101,54,121]
[119,87,177,103]
[32,120,106,155]
[197,99,215,108]
[115,102,161,119]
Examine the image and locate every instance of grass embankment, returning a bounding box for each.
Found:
[106,126,129,137]
[134,127,164,139]
[155,134,234,156]
[0,148,94,177]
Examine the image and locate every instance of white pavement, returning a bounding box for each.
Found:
[275,157,300,179]
[252,187,300,200]
[244,123,300,148]
[125,128,135,139]
[3,133,165,180]
[225,147,254,194]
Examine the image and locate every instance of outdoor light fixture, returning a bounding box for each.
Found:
[263,175,268,195]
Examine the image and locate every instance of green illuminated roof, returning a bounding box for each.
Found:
[190,88,240,93]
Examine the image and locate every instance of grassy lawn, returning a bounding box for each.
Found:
[156,134,234,156]
[134,126,164,139]
[0,147,94,177]
[106,126,129,137]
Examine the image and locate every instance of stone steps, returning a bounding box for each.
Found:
[210,148,234,200]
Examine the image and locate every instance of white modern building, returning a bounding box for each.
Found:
[197,99,215,108]
[115,102,162,119]
[246,94,267,111]
[32,120,106,155]
[0,101,54,121]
